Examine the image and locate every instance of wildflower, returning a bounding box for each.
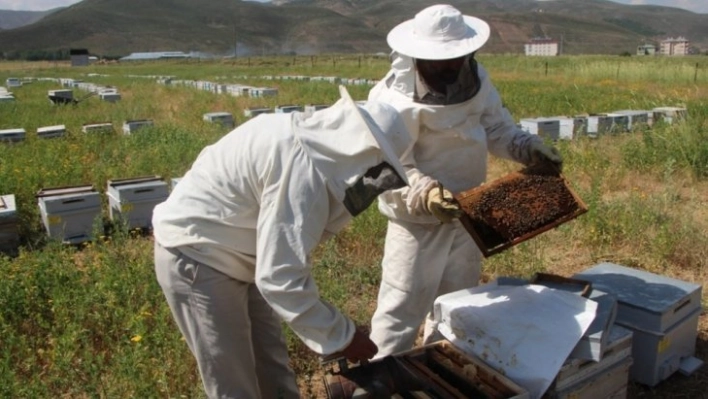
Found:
[131,335,142,343]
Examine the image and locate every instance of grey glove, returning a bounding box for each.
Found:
[529,141,563,172]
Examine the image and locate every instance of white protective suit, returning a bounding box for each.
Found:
[152,86,411,398]
[368,53,545,356]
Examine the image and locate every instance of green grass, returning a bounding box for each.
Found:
[1,55,707,398]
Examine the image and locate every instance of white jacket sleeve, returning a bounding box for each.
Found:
[481,84,542,165]
[254,160,355,356]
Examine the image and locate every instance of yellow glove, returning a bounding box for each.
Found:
[426,186,463,223]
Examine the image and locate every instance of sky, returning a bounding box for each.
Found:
[2,0,707,13]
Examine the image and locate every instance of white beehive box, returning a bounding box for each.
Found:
[545,325,633,399]
[99,91,121,103]
[0,94,15,102]
[574,262,703,386]
[36,185,102,244]
[203,112,235,129]
[0,128,26,143]
[652,106,687,124]
[0,194,20,254]
[604,114,630,133]
[573,116,589,136]
[243,107,272,118]
[547,116,575,140]
[520,117,561,140]
[249,87,278,97]
[82,122,114,134]
[37,125,66,139]
[48,89,73,99]
[586,115,613,137]
[122,119,154,134]
[274,105,303,114]
[611,110,651,130]
[5,77,21,88]
[107,176,169,229]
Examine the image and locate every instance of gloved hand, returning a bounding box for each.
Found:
[340,328,378,363]
[529,141,563,172]
[426,185,463,223]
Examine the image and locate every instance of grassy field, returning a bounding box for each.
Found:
[1,55,707,398]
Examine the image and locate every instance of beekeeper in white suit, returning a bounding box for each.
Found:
[152,86,412,398]
[368,4,563,357]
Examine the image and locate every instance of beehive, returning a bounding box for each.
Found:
[37,124,66,139]
[610,110,651,130]
[545,325,633,399]
[82,122,114,134]
[586,115,613,137]
[454,167,587,257]
[0,194,20,254]
[520,118,561,141]
[107,176,169,229]
[243,107,272,118]
[0,128,26,143]
[99,91,121,103]
[36,185,101,244]
[652,106,687,124]
[573,262,703,386]
[122,119,154,134]
[275,105,304,114]
[203,112,235,129]
[323,341,529,399]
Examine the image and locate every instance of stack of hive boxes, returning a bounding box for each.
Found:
[574,263,703,387]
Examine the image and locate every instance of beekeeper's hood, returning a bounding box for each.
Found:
[292,86,412,216]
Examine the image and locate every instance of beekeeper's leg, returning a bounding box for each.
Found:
[370,220,455,357]
[248,284,300,398]
[422,225,482,344]
[154,242,264,399]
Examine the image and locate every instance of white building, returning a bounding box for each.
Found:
[659,37,689,56]
[524,38,559,56]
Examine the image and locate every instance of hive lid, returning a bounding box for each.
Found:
[573,262,701,315]
[107,175,163,187]
[454,166,587,257]
[36,184,95,198]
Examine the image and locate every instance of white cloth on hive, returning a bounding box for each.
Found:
[432,282,597,399]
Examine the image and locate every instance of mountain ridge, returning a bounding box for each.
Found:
[0,0,706,57]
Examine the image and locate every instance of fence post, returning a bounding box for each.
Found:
[695,63,699,83]
[545,61,548,76]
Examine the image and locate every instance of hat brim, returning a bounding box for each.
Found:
[387,15,490,60]
[338,86,409,186]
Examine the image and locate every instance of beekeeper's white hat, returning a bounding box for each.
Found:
[387,4,490,60]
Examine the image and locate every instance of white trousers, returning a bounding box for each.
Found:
[369,220,482,357]
[154,242,300,399]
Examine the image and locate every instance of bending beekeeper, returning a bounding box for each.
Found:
[152,86,412,398]
[368,4,563,357]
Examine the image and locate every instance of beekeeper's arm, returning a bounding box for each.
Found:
[482,83,562,169]
[254,162,375,360]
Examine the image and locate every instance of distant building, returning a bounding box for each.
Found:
[524,37,559,56]
[119,51,191,61]
[70,49,90,66]
[636,43,656,56]
[660,37,689,56]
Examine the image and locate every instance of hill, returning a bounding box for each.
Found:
[0,0,706,56]
[0,8,57,30]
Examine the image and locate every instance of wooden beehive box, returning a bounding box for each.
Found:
[454,167,587,257]
[323,340,529,399]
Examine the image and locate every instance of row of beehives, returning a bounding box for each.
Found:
[0,175,182,251]
[157,78,279,98]
[252,74,379,86]
[519,106,688,141]
[0,119,155,142]
[6,76,122,103]
[0,111,241,143]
